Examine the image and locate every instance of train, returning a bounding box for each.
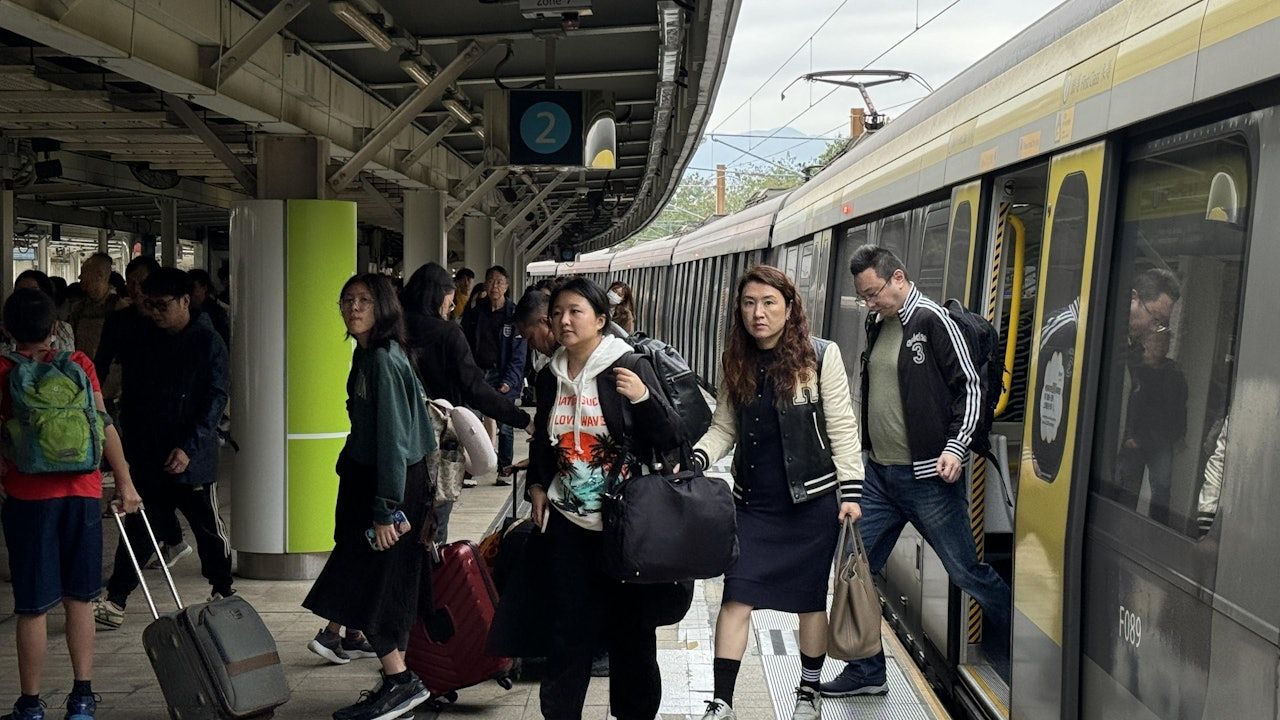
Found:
[525,0,1280,718]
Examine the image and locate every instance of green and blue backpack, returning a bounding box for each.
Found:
[2,352,104,474]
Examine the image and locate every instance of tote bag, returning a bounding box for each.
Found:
[828,517,883,661]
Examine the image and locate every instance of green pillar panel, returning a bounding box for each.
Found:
[286,200,356,553]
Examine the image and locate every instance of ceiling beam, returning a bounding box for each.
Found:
[0,112,170,122]
[14,199,202,236]
[0,90,111,101]
[210,0,310,81]
[2,128,199,138]
[445,167,510,231]
[370,68,656,91]
[360,177,404,232]
[313,24,660,52]
[49,152,249,209]
[163,94,257,196]
[495,171,568,245]
[330,40,492,192]
[398,117,457,171]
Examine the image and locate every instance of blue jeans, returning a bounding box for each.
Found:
[844,459,1011,682]
[483,368,515,469]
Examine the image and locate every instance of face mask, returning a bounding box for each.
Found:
[607,291,623,306]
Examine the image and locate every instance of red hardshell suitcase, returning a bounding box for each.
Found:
[405,540,515,704]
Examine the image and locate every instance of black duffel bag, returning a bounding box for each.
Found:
[601,447,738,584]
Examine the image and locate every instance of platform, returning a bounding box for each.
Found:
[0,447,949,720]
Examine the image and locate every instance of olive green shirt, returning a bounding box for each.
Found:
[867,316,912,465]
[344,341,438,524]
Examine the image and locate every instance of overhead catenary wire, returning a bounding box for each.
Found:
[720,0,965,170]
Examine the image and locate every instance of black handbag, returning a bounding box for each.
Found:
[600,446,739,584]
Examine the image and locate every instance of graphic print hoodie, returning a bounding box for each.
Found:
[546,335,635,530]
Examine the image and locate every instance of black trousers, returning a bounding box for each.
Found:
[107,471,233,606]
[540,512,661,720]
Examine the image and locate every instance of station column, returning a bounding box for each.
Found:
[402,188,446,276]
[230,135,356,580]
[464,214,493,272]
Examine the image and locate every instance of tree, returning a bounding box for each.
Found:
[633,135,849,241]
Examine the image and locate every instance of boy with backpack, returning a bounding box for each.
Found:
[0,288,142,720]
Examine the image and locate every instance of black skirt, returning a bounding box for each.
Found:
[302,454,433,641]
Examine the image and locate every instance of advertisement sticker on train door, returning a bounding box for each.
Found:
[1039,350,1065,443]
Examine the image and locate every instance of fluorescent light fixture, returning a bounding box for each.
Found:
[470,124,486,142]
[442,98,473,124]
[398,57,434,86]
[329,2,394,52]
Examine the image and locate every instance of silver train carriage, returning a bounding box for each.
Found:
[527,0,1280,717]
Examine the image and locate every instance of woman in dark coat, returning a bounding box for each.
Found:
[302,274,438,720]
[526,277,686,720]
[401,262,531,540]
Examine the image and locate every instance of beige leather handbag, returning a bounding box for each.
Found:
[827,517,883,661]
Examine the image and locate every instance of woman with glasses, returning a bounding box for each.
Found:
[691,265,863,720]
[302,274,439,720]
[401,262,531,541]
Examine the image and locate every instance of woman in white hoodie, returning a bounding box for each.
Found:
[526,276,686,720]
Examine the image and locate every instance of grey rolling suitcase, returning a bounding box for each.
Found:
[114,509,289,719]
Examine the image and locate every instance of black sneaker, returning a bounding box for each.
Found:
[340,632,379,660]
[343,674,429,720]
[309,629,352,665]
[332,679,391,720]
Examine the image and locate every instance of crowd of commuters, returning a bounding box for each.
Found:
[0,243,1222,720]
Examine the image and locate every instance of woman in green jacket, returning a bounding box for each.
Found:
[303,274,438,720]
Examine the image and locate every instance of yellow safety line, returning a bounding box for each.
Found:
[962,665,1010,719]
[882,620,952,720]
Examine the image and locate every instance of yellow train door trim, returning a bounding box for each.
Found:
[1013,141,1105,647]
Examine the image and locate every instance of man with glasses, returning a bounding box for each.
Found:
[94,268,233,629]
[821,245,1011,697]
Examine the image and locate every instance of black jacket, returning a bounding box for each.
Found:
[527,353,685,494]
[404,310,530,429]
[860,284,983,479]
[694,338,864,505]
[462,298,527,399]
[118,309,229,486]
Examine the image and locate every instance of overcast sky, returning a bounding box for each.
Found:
[699,0,1064,168]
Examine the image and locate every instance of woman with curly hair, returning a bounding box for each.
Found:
[607,280,636,334]
[691,265,864,720]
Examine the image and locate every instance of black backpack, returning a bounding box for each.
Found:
[624,332,713,441]
[943,298,1003,453]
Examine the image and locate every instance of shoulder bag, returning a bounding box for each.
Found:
[827,517,883,660]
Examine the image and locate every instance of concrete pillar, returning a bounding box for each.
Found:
[402,188,446,277]
[257,135,329,201]
[36,235,49,274]
[97,228,109,254]
[1,152,14,298]
[160,199,178,267]
[464,215,493,274]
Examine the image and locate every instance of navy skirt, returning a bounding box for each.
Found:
[723,478,841,614]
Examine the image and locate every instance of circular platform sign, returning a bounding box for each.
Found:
[520,101,572,156]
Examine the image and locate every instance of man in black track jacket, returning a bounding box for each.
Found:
[821,245,1010,698]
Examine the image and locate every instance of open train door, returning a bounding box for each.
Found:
[1011,140,1112,720]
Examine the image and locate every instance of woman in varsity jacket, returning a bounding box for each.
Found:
[691,264,864,720]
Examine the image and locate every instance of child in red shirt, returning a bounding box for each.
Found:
[0,288,141,720]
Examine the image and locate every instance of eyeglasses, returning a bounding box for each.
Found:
[143,296,177,313]
[338,297,374,311]
[1138,297,1170,334]
[854,278,890,308]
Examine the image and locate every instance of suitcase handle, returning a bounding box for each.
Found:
[112,506,185,619]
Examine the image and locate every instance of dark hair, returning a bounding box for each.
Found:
[15,269,55,298]
[514,287,550,327]
[188,268,214,290]
[109,271,126,296]
[126,255,161,278]
[548,276,611,325]
[608,280,636,327]
[403,262,454,320]
[1134,267,1181,303]
[340,273,405,350]
[84,252,113,273]
[49,276,68,306]
[722,265,816,409]
[455,268,475,282]
[533,278,557,293]
[142,267,193,298]
[849,244,908,281]
[3,288,56,344]
[485,265,510,286]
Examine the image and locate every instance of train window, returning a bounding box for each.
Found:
[944,201,973,300]
[879,215,908,259]
[1091,133,1250,537]
[1028,171,1089,482]
[917,204,950,301]
[831,225,871,390]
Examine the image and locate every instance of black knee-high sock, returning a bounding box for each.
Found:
[800,653,825,691]
[713,657,742,706]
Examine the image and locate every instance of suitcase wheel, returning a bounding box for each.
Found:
[497,677,514,690]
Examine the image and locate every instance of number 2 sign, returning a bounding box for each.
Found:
[508,90,584,167]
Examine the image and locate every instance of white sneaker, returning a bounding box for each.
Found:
[92,597,125,630]
[792,687,821,720]
[145,541,193,570]
[701,698,736,720]
[461,476,478,488]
